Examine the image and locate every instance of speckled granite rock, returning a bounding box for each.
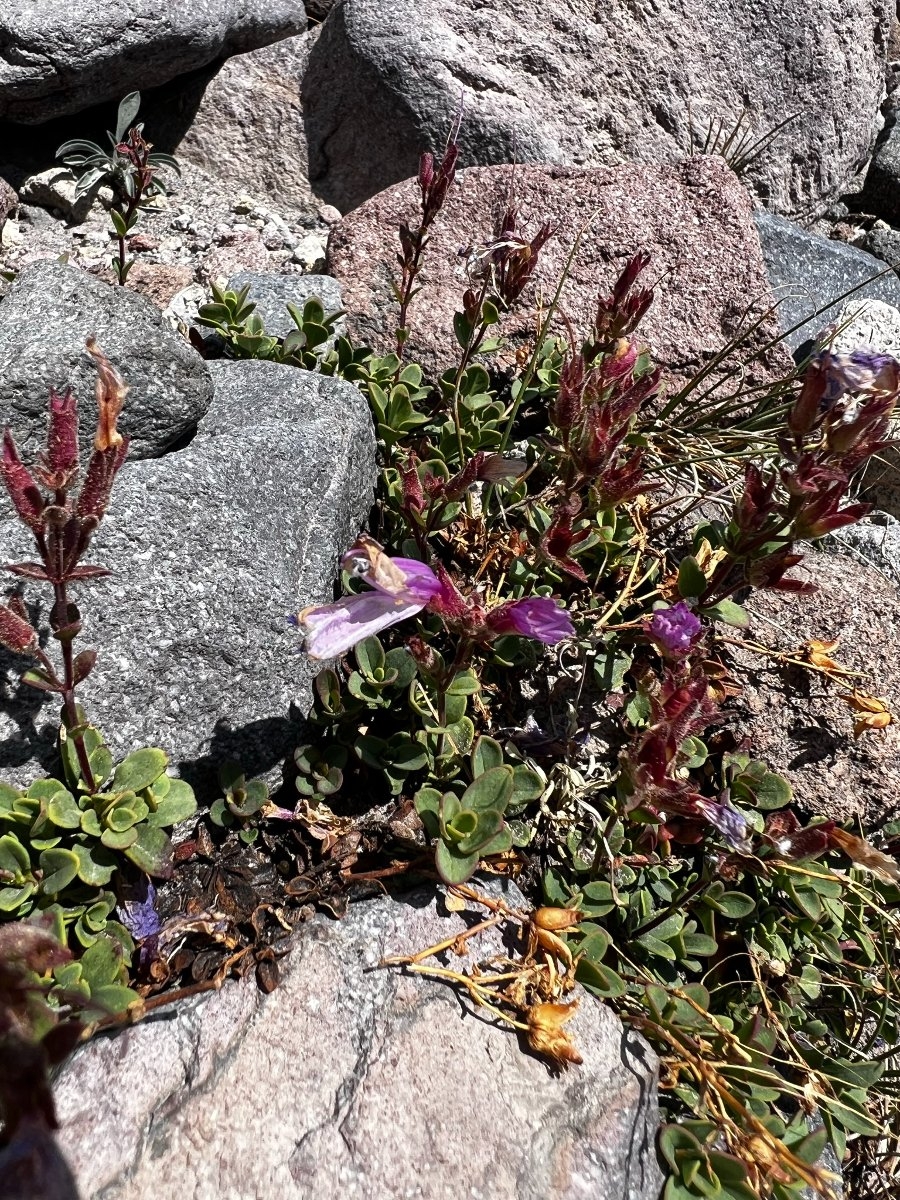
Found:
[226,271,344,339]
[730,549,900,826]
[52,882,664,1200]
[304,0,890,215]
[328,157,791,390]
[0,360,375,794]
[754,212,900,354]
[0,260,212,462]
[0,1,307,124]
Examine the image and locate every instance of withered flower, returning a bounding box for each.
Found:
[829,827,900,884]
[532,906,582,932]
[839,691,894,739]
[86,337,127,452]
[526,1000,583,1068]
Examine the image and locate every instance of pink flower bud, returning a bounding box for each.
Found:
[42,387,79,485]
[485,596,574,645]
[0,431,45,533]
[0,601,37,654]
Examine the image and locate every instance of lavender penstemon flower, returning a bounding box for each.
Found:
[648,602,703,656]
[294,536,573,659]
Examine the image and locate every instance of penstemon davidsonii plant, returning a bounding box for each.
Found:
[0,340,129,791]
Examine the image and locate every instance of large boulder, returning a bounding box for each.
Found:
[328,157,791,389]
[142,33,317,213]
[52,882,664,1199]
[0,1,307,124]
[0,361,375,793]
[304,0,891,215]
[0,261,213,460]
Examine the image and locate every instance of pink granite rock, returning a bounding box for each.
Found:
[328,157,792,392]
[52,883,663,1200]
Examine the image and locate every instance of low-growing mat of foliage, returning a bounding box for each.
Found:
[3,119,900,1200]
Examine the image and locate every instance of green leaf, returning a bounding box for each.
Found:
[38,847,80,894]
[21,668,62,693]
[624,690,652,726]
[85,983,139,1017]
[383,647,417,688]
[576,928,611,962]
[442,716,475,757]
[579,881,615,917]
[105,796,146,832]
[115,91,142,141]
[575,957,626,998]
[447,669,480,696]
[435,838,480,884]
[677,556,707,600]
[471,736,504,778]
[659,1124,703,1173]
[101,827,138,850]
[0,884,34,912]
[112,747,168,794]
[124,825,172,877]
[414,787,443,839]
[80,808,102,837]
[355,636,385,678]
[145,779,196,827]
[460,767,512,814]
[510,765,544,807]
[704,599,750,629]
[453,311,473,349]
[0,833,30,875]
[704,890,755,919]
[72,843,117,886]
[110,208,128,238]
[752,770,792,810]
[455,809,505,856]
[46,789,81,830]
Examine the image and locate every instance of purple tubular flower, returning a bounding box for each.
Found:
[485,596,574,645]
[298,592,429,660]
[117,878,161,942]
[648,602,702,656]
[817,347,900,403]
[694,798,752,852]
[296,537,442,660]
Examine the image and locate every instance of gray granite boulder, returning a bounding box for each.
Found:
[0,261,213,461]
[0,360,375,792]
[0,1,307,124]
[304,0,891,215]
[754,212,900,354]
[52,881,664,1199]
[144,33,317,211]
[226,271,345,339]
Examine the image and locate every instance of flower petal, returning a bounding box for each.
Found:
[487,596,574,644]
[298,592,425,660]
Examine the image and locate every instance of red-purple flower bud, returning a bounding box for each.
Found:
[399,454,426,514]
[76,438,129,522]
[0,431,45,533]
[788,365,825,438]
[0,601,37,654]
[417,152,435,197]
[40,387,79,487]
